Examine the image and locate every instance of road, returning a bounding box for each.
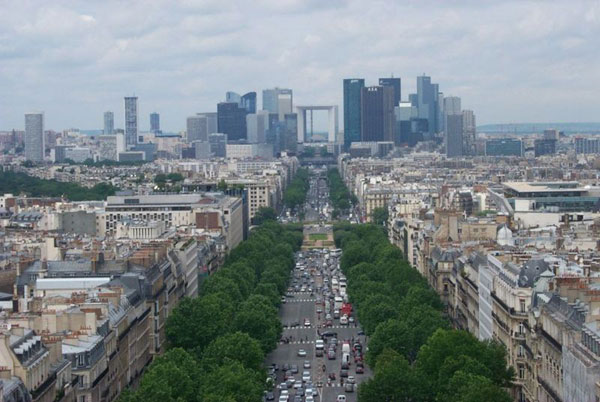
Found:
[304,170,330,223]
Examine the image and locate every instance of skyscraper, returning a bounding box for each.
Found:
[25,112,44,162]
[150,112,160,133]
[378,77,401,106]
[246,112,267,144]
[217,102,247,141]
[443,96,461,136]
[209,133,227,157]
[200,112,218,134]
[417,75,439,135]
[446,114,463,157]
[462,110,476,156]
[262,88,292,120]
[187,115,208,143]
[124,96,138,147]
[104,111,114,134]
[360,86,395,142]
[241,92,257,114]
[226,91,241,104]
[343,78,365,149]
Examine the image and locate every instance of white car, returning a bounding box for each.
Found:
[305,395,315,402]
[336,395,346,402]
[297,349,307,357]
[302,371,311,382]
[304,319,311,326]
[279,396,288,402]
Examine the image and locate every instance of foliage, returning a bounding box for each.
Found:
[252,207,277,225]
[125,220,302,402]
[327,168,353,214]
[0,170,117,201]
[283,168,310,210]
[371,207,389,226]
[333,223,513,402]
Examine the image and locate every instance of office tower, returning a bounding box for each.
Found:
[262,88,293,120]
[417,75,439,135]
[534,139,556,157]
[25,112,44,162]
[396,102,423,146]
[443,97,462,119]
[485,139,523,157]
[408,93,418,107]
[226,91,241,104]
[150,112,160,133]
[187,115,207,143]
[104,111,114,134]
[284,113,298,153]
[378,77,401,106]
[246,112,268,144]
[241,92,257,114]
[462,110,476,156]
[437,92,444,132]
[445,114,463,157]
[360,86,395,142]
[343,78,365,149]
[193,141,211,159]
[124,96,138,147]
[217,102,247,141]
[209,133,227,157]
[544,129,560,140]
[197,112,218,135]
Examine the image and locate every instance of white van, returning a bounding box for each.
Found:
[340,315,348,325]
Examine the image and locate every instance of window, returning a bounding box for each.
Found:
[520,299,526,312]
[518,323,525,335]
[518,365,525,379]
[517,345,524,357]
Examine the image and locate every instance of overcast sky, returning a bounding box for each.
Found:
[1,0,599,132]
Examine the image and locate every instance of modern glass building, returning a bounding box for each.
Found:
[103,111,114,134]
[217,102,247,141]
[343,78,364,150]
[485,138,523,157]
[241,92,257,114]
[187,115,207,143]
[262,88,292,119]
[534,139,556,157]
[445,114,464,157]
[150,112,160,133]
[360,86,395,142]
[378,77,401,106]
[25,112,44,162]
[124,96,138,147]
[417,75,440,135]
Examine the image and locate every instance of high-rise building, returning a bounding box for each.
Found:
[360,86,395,142]
[150,112,160,133]
[575,137,600,154]
[217,102,247,141]
[246,112,268,144]
[241,92,257,114]
[462,110,476,156]
[343,78,365,149]
[104,111,114,134]
[284,113,298,153]
[25,112,44,162]
[445,114,463,157]
[543,129,560,140]
[187,115,207,143]
[209,133,227,157]
[417,75,440,135]
[485,138,523,157]
[226,92,241,104]
[262,88,293,120]
[124,96,138,147]
[197,112,217,135]
[443,97,462,121]
[378,77,401,106]
[534,139,556,157]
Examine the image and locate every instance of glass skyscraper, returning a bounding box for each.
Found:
[25,112,44,162]
[417,75,440,135]
[378,77,401,107]
[217,102,248,141]
[103,111,114,134]
[241,92,257,114]
[150,112,160,133]
[343,78,364,150]
[360,86,395,142]
[124,96,138,147]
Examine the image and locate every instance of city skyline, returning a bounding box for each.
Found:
[0,1,599,132]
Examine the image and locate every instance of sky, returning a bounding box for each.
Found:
[1,0,599,132]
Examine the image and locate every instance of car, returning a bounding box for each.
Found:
[281,297,287,303]
[305,396,314,402]
[286,378,295,388]
[302,371,311,382]
[291,365,298,374]
[344,383,354,393]
[304,318,311,326]
[303,360,311,369]
[315,349,323,357]
[284,370,292,380]
[265,391,275,401]
[279,395,288,402]
[349,316,355,323]
[328,349,336,359]
[325,313,332,320]
[347,376,355,384]
[293,396,302,402]
[282,364,290,371]
[340,369,349,378]
[316,307,322,313]
[278,382,288,390]
[356,365,364,374]
[271,364,279,371]
[336,395,347,402]
[326,320,333,327]
[294,380,302,389]
[357,330,365,336]
[297,349,307,357]
[321,331,337,338]
[296,388,305,397]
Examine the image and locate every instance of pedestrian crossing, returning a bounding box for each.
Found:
[278,340,316,345]
[283,325,313,329]
[323,383,356,389]
[285,298,315,303]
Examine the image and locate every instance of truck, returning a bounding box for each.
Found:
[341,303,353,317]
[342,342,350,355]
[334,296,343,311]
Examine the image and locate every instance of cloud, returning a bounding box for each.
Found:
[0,0,598,131]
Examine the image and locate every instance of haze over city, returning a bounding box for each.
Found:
[1,0,599,131]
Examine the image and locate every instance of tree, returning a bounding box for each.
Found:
[201,332,264,372]
[154,173,167,185]
[253,207,277,225]
[200,361,264,402]
[319,147,329,157]
[165,294,234,353]
[358,349,416,402]
[446,371,512,402]
[217,179,228,191]
[371,207,389,226]
[233,297,282,353]
[133,348,200,402]
[167,172,184,182]
[357,294,397,335]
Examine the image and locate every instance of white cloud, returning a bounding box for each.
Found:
[0,0,598,131]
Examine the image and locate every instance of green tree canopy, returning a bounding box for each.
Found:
[371,207,389,226]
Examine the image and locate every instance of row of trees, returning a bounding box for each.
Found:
[121,219,303,402]
[327,168,355,216]
[334,223,514,402]
[0,170,118,201]
[283,168,310,210]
